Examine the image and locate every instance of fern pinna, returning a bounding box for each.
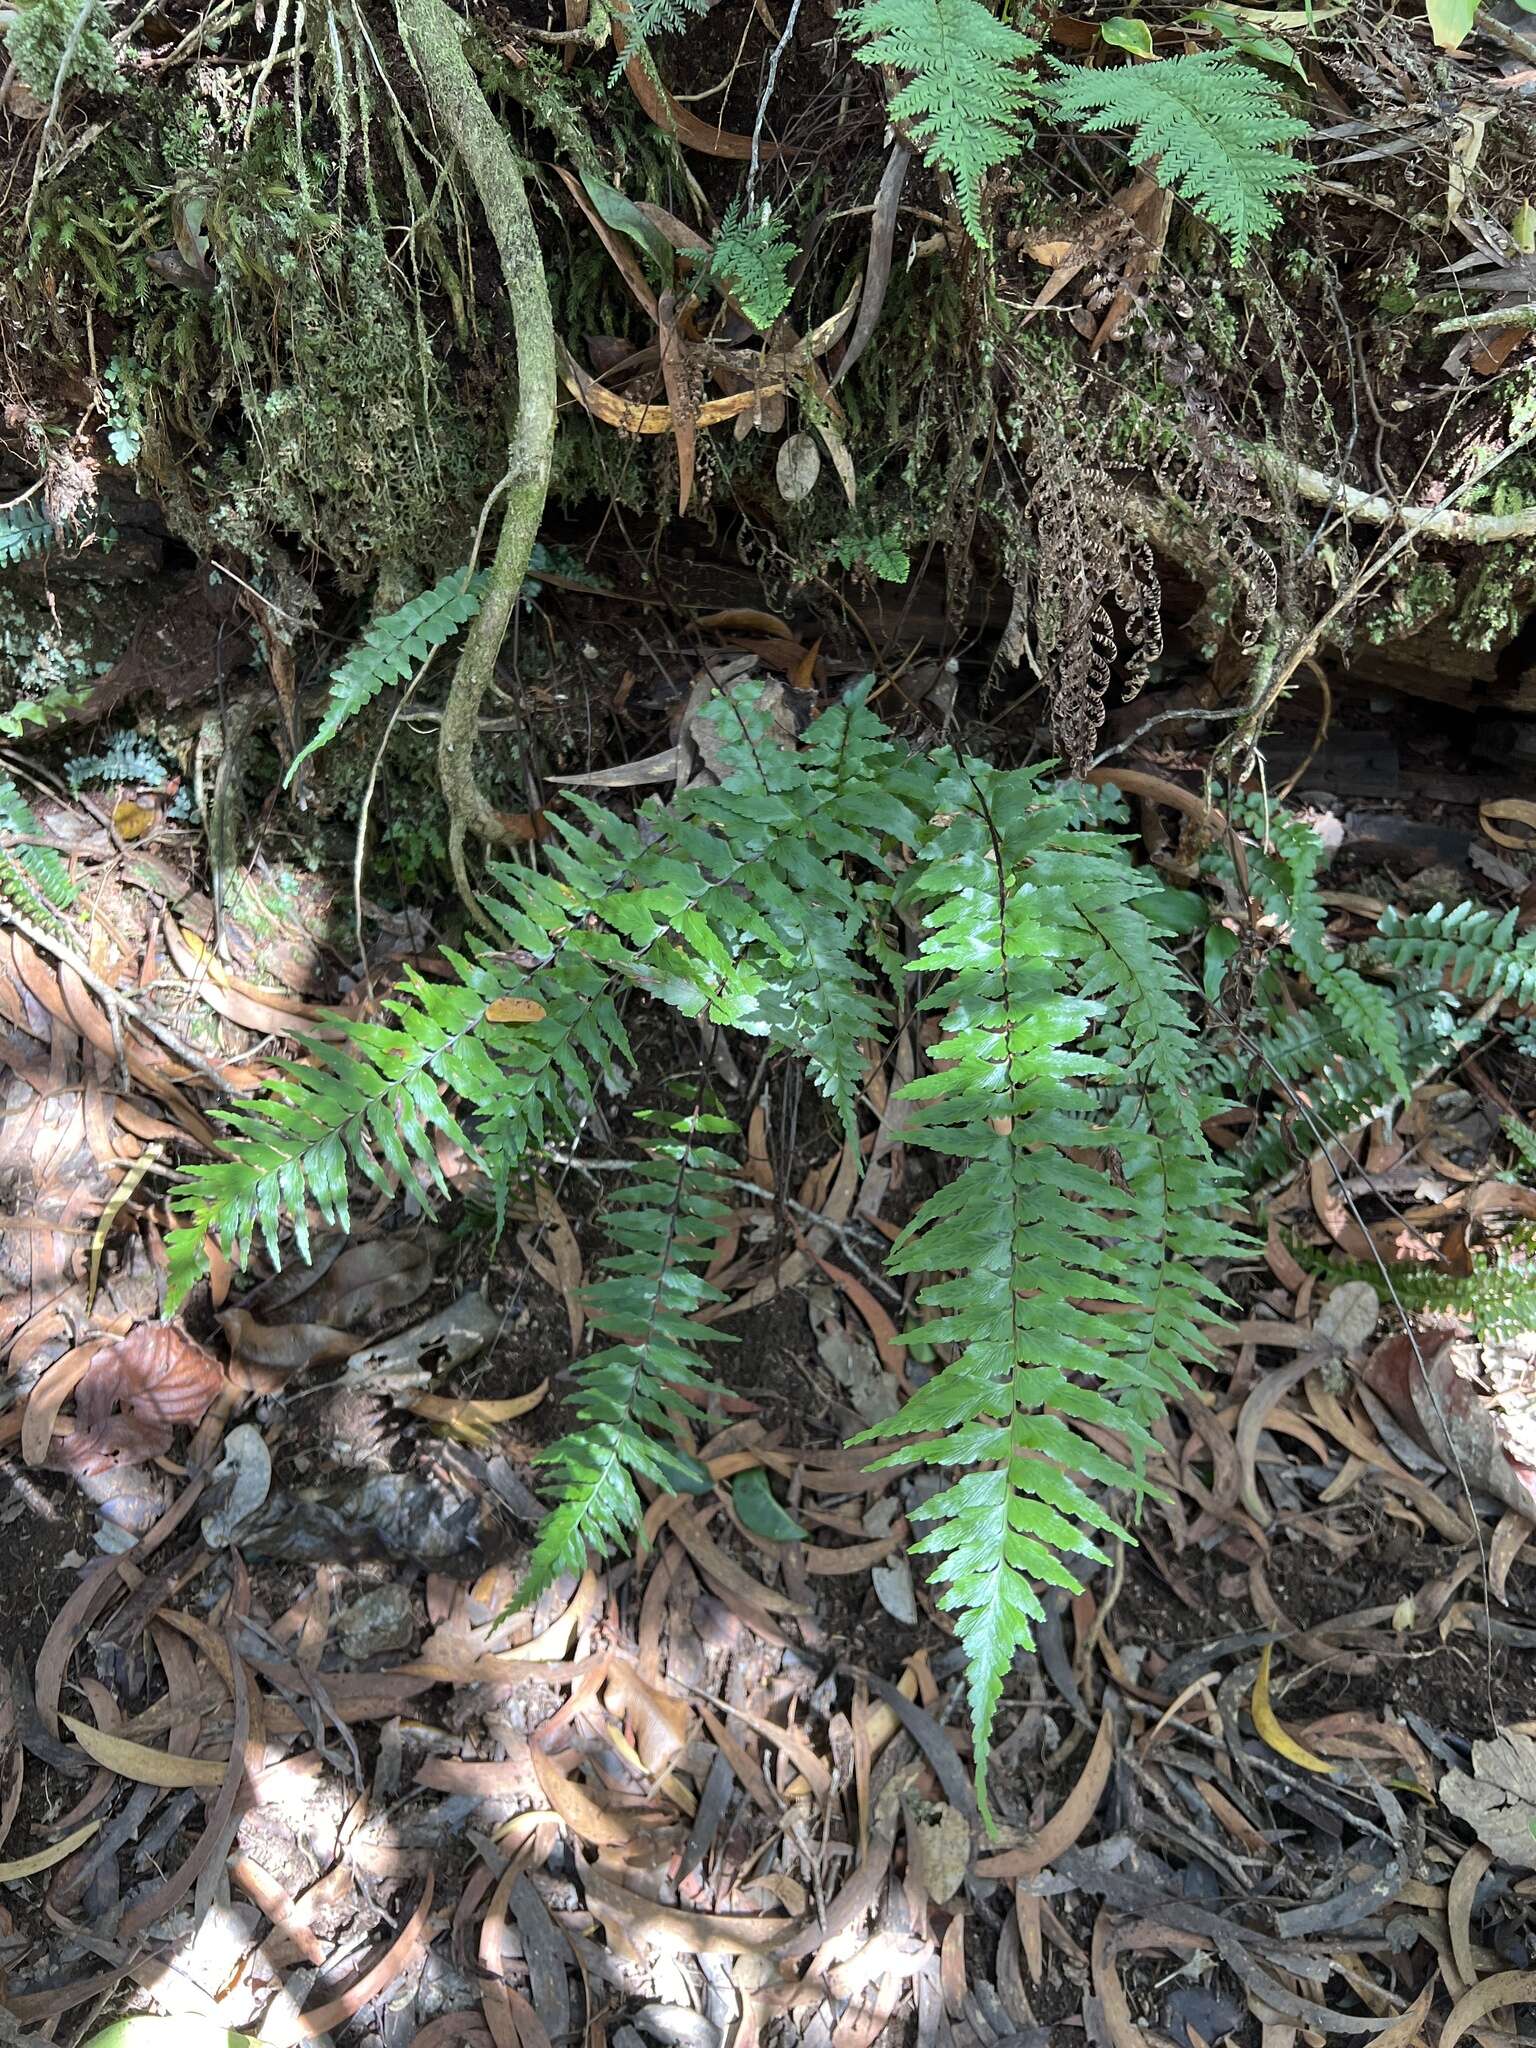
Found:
[172,680,1237,1809]
[522,1115,736,1604]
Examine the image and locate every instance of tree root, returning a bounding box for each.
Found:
[394,0,556,915]
[1283,457,1536,545]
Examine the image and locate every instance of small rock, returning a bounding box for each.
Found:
[337,1583,415,1661]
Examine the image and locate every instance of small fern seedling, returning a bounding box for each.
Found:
[705,201,797,330]
[285,566,487,781]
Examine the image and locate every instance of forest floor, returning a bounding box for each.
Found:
[5,579,1536,2048]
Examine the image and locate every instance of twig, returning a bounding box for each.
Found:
[746,0,804,207]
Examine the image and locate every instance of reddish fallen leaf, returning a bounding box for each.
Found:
[1364,1328,1536,1520]
[975,1710,1113,1878]
[49,1325,222,1488]
[275,1872,435,2045]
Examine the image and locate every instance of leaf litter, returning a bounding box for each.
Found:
[9,773,1536,2047]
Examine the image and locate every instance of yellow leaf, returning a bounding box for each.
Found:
[0,1818,100,1881]
[63,1713,229,1789]
[484,997,547,1025]
[403,1381,549,1446]
[112,797,157,842]
[1250,1645,1335,1776]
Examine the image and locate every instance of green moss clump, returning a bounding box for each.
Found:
[3,0,121,100]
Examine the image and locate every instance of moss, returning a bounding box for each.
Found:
[1359,562,1455,645]
[3,0,121,101]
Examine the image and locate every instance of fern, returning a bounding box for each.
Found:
[1213,794,1410,1102]
[171,682,1242,1811]
[852,761,1236,1811]
[285,567,488,782]
[1505,1114,1536,1177]
[0,773,76,927]
[845,0,1038,244]
[705,201,797,330]
[1301,1227,1536,1344]
[522,1114,735,1604]
[66,731,175,793]
[0,684,88,928]
[1373,901,1536,1011]
[1043,51,1309,259]
[0,503,60,566]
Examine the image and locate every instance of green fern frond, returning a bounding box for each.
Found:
[1504,1114,1536,1177]
[1374,901,1536,1010]
[845,0,1038,243]
[705,200,797,330]
[1215,793,1410,1102]
[1043,50,1309,259]
[854,759,1236,1814]
[1302,1226,1536,1343]
[168,937,629,1307]
[285,567,487,782]
[0,772,76,928]
[522,1114,735,1604]
[0,503,59,566]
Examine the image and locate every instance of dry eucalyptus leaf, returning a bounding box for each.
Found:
[1315,1280,1379,1358]
[903,1796,971,1903]
[775,432,821,505]
[1440,1731,1536,1867]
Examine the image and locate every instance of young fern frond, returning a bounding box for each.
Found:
[1217,793,1410,1101]
[854,762,1236,1812]
[1043,51,1309,259]
[285,566,487,781]
[522,1114,735,1604]
[705,201,797,330]
[845,0,1038,244]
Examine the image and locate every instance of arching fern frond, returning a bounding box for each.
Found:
[1374,901,1536,1010]
[285,566,488,782]
[845,0,1038,243]
[522,1114,735,1605]
[1043,50,1309,260]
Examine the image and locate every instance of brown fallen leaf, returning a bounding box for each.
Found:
[219,1307,364,1372]
[49,1324,223,1481]
[975,1709,1113,1878]
[62,1711,229,1789]
[532,1744,633,1846]
[583,1863,802,1955]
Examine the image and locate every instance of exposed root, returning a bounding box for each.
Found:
[394,0,556,915]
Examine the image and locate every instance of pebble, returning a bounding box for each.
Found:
[337,1583,415,1660]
